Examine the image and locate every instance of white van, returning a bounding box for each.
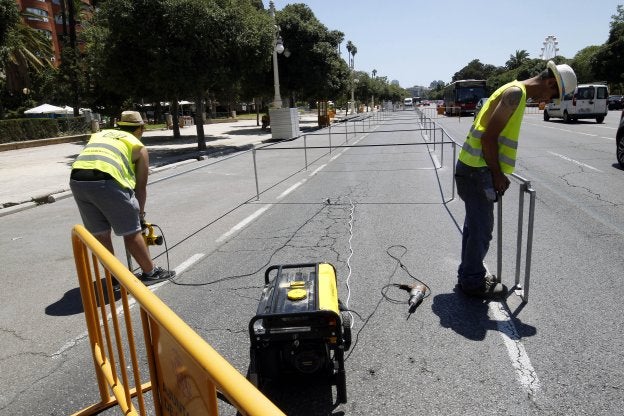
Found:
[543,83,609,123]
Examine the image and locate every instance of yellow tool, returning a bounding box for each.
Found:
[142,222,163,246]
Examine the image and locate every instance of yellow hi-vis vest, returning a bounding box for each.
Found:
[72,129,143,189]
[458,80,526,174]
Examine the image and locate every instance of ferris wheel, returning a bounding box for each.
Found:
[540,35,559,60]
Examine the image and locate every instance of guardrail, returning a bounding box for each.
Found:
[71,224,285,416]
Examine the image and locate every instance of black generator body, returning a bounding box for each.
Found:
[248,263,351,403]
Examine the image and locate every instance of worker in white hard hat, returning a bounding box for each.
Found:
[455,61,577,299]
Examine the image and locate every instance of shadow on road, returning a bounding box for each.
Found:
[431,286,537,341]
[45,277,119,316]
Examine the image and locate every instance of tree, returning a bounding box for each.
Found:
[505,50,530,70]
[452,59,499,81]
[0,0,19,47]
[84,0,273,148]
[274,4,350,105]
[0,6,54,117]
[591,5,624,88]
[570,46,601,84]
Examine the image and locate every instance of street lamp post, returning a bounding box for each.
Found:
[346,41,357,114]
[268,1,299,140]
[270,1,283,108]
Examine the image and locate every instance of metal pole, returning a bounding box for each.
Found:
[252,147,260,200]
[439,128,444,168]
[523,187,536,302]
[328,125,332,154]
[304,135,308,169]
[451,137,457,201]
[126,249,133,271]
[328,129,332,154]
[269,1,282,108]
[515,185,525,289]
[346,119,350,143]
[496,195,502,282]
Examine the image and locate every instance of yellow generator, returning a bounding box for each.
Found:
[248,263,351,403]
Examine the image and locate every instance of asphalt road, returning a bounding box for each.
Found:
[1,109,623,415]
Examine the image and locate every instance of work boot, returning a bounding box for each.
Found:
[459,274,507,300]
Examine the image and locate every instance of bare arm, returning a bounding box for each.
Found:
[132,146,149,216]
[481,86,521,194]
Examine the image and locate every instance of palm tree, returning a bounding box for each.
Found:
[1,13,54,94]
[506,49,530,70]
[346,40,357,69]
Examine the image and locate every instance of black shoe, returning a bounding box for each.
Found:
[140,267,175,285]
[460,275,507,300]
[110,277,121,291]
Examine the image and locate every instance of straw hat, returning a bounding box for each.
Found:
[547,61,577,99]
[117,111,145,126]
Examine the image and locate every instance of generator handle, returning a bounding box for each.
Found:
[264,265,282,284]
[264,263,323,284]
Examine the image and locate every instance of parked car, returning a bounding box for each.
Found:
[617,110,624,168]
[544,83,609,123]
[608,95,623,110]
[473,97,488,119]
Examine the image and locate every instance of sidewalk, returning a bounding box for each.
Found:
[0,115,320,217]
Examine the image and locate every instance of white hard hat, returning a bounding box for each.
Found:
[547,61,577,99]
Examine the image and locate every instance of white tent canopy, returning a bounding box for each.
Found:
[24,104,89,116]
[24,104,65,114]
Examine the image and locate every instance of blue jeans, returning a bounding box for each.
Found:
[455,161,497,290]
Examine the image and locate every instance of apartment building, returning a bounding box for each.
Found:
[15,0,93,65]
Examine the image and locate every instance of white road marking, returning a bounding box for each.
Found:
[310,164,327,176]
[216,205,272,242]
[277,180,306,200]
[525,121,616,137]
[176,253,205,274]
[548,151,603,172]
[489,302,541,396]
[430,153,441,169]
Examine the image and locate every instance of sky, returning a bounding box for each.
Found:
[264,0,622,88]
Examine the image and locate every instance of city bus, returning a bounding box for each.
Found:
[443,79,487,116]
[403,97,413,108]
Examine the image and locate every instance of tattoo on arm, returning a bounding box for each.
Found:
[502,88,522,108]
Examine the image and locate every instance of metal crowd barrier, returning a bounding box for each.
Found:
[497,175,536,303]
[71,224,284,416]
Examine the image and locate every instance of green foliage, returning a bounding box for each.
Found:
[275,3,350,101]
[0,0,19,47]
[0,116,88,143]
[505,50,530,70]
[591,5,624,86]
[84,0,273,102]
[452,59,502,82]
[570,45,601,84]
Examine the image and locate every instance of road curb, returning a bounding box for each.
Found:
[0,135,89,152]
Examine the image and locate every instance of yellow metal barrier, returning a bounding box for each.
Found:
[71,224,285,416]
